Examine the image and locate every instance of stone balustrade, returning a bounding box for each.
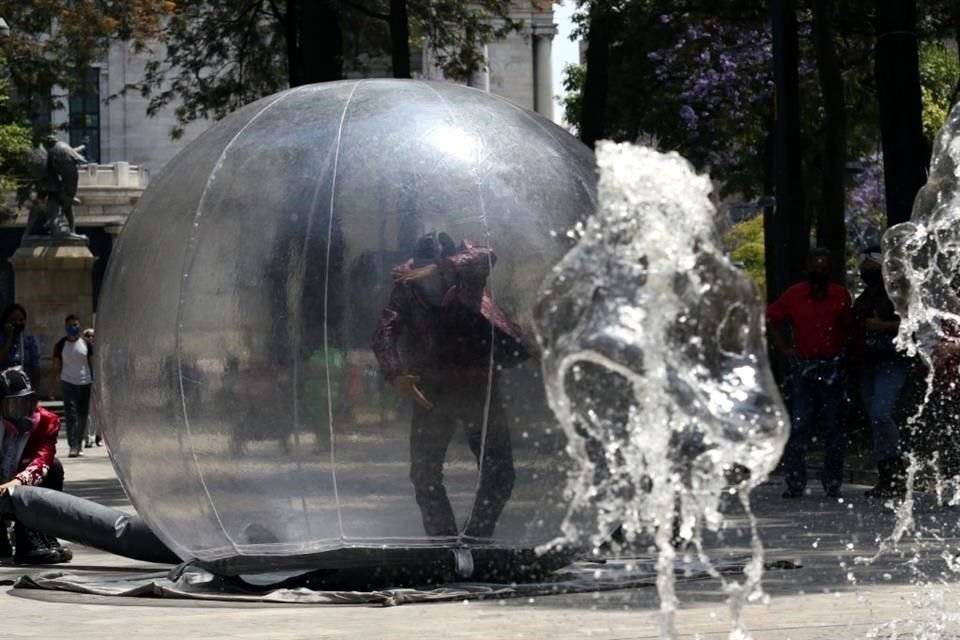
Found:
[78,162,150,189]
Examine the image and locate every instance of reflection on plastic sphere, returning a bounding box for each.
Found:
[96,80,597,573]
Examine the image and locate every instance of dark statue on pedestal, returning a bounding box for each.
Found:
[20,136,89,247]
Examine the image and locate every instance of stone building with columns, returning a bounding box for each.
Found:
[0,1,556,377]
[2,0,557,287]
[72,1,558,179]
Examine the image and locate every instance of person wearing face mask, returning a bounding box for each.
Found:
[48,314,94,458]
[0,304,40,386]
[0,367,72,564]
[849,248,908,499]
[767,247,853,499]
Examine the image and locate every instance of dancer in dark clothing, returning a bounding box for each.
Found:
[373,233,527,538]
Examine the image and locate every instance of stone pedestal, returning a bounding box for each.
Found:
[10,244,96,397]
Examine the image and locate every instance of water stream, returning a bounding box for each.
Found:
[874,103,960,638]
[535,142,789,639]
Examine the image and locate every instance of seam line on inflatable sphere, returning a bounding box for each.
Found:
[175,89,292,555]
[323,80,361,543]
[493,91,566,152]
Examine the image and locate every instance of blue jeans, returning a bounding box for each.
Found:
[783,373,846,491]
[858,360,908,463]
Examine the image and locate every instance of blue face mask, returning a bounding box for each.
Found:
[66,325,80,336]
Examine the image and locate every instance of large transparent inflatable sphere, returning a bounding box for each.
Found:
[96,80,597,573]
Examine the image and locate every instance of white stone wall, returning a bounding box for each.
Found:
[98,41,208,176]
[93,2,555,177]
[487,31,536,110]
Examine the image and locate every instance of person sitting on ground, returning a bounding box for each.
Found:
[0,367,72,564]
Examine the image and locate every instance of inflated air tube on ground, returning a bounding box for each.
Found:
[2,485,180,565]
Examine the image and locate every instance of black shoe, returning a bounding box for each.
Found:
[865,458,906,500]
[14,525,63,565]
[824,486,841,499]
[0,525,12,562]
[95,437,103,447]
[782,487,804,499]
[40,533,71,563]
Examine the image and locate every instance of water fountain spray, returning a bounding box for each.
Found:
[536,142,789,639]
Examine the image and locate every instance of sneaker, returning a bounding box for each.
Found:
[95,437,103,447]
[84,439,94,448]
[67,449,79,458]
[76,449,84,457]
[57,545,73,563]
[14,525,65,565]
[40,533,71,563]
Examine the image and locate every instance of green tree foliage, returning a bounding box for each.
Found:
[0,0,174,124]
[919,41,960,140]
[560,63,585,134]
[724,214,766,297]
[561,0,955,201]
[0,55,37,214]
[132,0,520,138]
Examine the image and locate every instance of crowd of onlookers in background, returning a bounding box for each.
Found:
[767,246,955,501]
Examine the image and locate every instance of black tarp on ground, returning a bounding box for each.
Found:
[9,556,792,605]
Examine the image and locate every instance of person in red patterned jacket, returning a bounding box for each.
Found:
[0,367,72,564]
[373,232,527,539]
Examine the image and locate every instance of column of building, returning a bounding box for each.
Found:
[532,12,557,121]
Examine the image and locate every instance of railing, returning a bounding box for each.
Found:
[78,162,150,189]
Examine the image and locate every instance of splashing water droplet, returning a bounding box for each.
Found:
[535,142,789,638]
[879,104,960,635]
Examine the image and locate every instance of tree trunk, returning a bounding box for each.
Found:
[579,1,611,149]
[812,0,847,283]
[389,0,412,78]
[763,116,777,304]
[875,0,928,227]
[769,0,808,297]
[951,3,960,108]
[286,0,343,86]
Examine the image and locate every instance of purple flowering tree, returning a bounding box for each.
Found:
[846,153,887,250]
[648,17,775,197]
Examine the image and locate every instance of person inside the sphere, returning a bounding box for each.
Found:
[373,231,528,539]
[0,367,72,564]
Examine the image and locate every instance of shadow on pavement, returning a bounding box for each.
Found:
[62,478,129,509]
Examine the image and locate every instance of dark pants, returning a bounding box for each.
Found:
[782,374,846,492]
[858,360,908,463]
[912,384,960,480]
[62,382,91,450]
[409,371,515,539]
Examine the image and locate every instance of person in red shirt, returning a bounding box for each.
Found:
[0,367,72,564]
[767,248,852,498]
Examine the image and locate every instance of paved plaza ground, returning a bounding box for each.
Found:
[1,434,959,640]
